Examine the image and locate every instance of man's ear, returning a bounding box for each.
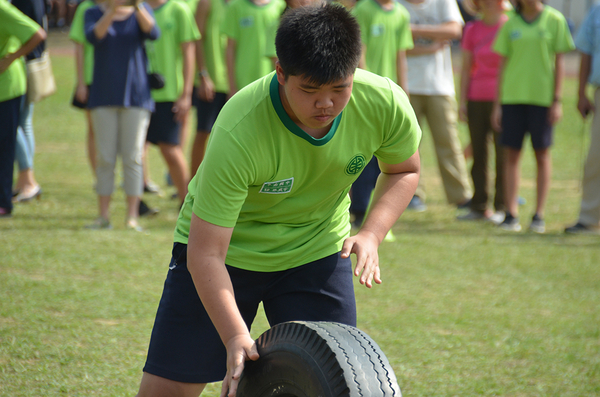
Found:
[275,61,287,86]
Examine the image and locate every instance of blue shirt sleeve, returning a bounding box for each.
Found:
[574,6,597,55]
[84,6,102,45]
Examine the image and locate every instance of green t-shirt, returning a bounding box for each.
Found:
[493,5,575,106]
[68,0,95,86]
[352,0,413,83]
[221,0,285,89]
[0,0,40,102]
[200,0,229,92]
[174,68,422,272]
[264,15,278,60]
[146,0,200,102]
[179,0,199,12]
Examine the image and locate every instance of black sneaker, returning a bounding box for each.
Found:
[139,200,159,217]
[565,222,599,235]
[407,195,427,212]
[457,198,472,210]
[499,213,521,232]
[144,181,162,195]
[351,211,365,229]
[529,214,545,234]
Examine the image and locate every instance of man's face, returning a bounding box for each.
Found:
[276,64,353,133]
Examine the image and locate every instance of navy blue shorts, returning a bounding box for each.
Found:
[193,90,227,132]
[501,104,553,150]
[146,102,181,145]
[142,243,356,384]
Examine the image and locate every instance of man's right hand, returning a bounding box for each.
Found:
[198,77,216,102]
[578,95,594,119]
[75,83,89,103]
[220,334,260,397]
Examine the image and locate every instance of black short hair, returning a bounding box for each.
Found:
[275,3,361,86]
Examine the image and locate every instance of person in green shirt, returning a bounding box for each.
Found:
[350,0,413,229]
[190,0,229,175]
[69,0,97,179]
[221,0,285,95]
[491,0,574,233]
[0,0,46,217]
[145,0,200,204]
[136,4,420,396]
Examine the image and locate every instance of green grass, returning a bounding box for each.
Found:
[1,34,599,396]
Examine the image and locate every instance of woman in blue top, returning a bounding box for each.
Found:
[84,0,159,231]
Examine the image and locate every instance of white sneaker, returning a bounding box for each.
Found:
[488,211,506,226]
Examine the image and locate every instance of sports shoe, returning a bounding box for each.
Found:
[0,207,12,218]
[351,211,365,229]
[565,222,599,235]
[407,195,427,212]
[85,217,112,230]
[126,218,144,233]
[457,198,472,210]
[499,213,521,232]
[457,210,486,221]
[529,214,545,234]
[144,181,162,195]
[488,211,506,225]
[139,200,159,217]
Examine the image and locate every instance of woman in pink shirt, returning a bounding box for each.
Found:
[457,0,509,223]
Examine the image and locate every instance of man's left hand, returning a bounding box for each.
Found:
[341,230,382,288]
[172,95,191,123]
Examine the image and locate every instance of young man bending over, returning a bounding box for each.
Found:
[136,4,421,397]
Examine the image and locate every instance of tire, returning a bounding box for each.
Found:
[237,321,401,397]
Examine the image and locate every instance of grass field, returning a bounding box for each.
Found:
[1,33,599,396]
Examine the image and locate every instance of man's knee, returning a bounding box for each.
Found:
[137,372,206,397]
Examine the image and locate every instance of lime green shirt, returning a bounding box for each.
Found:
[68,0,95,86]
[221,0,285,89]
[146,0,200,102]
[493,6,575,106]
[200,0,229,92]
[264,14,278,60]
[0,0,40,102]
[174,69,421,271]
[352,0,413,83]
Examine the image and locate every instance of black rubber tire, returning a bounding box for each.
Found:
[237,321,401,397]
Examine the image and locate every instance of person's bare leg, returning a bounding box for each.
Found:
[190,130,210,175]
[136,372,206,397]
[142,142,152,188]
[99,195,111,221]
[126,195,140,221]
[504,147,522,217]
[159,143,190,202]
[86,110,97,178]
[534,147,551,218]
[179,111,191,154]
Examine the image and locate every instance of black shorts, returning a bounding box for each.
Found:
[146,102,181,145]
[142,243,357,384]
[193,90,227,133]
[501,104,553,150]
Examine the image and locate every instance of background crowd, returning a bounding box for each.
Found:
[1,0,599,235]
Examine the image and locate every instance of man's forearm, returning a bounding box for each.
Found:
[553,53,564,102]
[181,41,195,98]
[187,215,249,345]
[360,153,420,243]
[411,21,462,41]
[579,53,592,98]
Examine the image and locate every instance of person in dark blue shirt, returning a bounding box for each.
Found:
[83,0,159,231]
